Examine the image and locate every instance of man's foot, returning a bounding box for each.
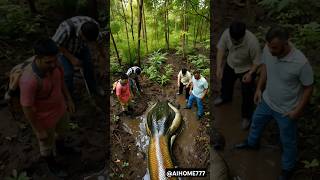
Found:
[197,114,204,120]
[278,169,293,180]
[241,118,251,130]
[56,139,81,156]
[176,92,181,95]
[234,140,259,150]
[214,96,224,106]
[43,154,68,178]
[96,86,105,96]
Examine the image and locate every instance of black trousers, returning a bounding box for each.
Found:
[221,63,256,119]
[179,82,190,100]
[134,76,141,92]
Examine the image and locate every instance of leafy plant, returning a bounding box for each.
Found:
[148,50,168,67]
[188,54,209,70]
[0,3,43,38]
[302,159,319,169]
[5,170,30,180]
[294,22,320,49]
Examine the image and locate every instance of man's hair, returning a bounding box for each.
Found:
[182,68,187,75]
[81,21,99,42]
[194,69,201,75]
[229,21,246,41]
[121,73,128,80]
[135,68,141,75]
[34,39,59,57]
[265,26,289,43]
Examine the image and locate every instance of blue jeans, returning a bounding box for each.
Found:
[58,47,97,95]
[186,93,204,117]
[247,99,297,170]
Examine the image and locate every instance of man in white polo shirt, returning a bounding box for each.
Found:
[184,70,208,120]
[214,21,261,130]
[235,26,314,180]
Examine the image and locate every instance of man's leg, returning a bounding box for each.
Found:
[58,54,74,94]
[54,112,80,155]
[186,93,195,109]
[179,81,184,95]
[185,86,190,100]
[236,100,273,148]
[216,64,237,105]
[37,128,67,177]
[239,72,256,129]
[134,76,142,92]
[274,111,297,172]
[77,47,97,95]
[195,96,204,118]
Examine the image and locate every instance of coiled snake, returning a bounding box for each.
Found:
[145,101,182,180]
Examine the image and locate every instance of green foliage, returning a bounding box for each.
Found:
[188,54,209,78]
[0,2,43,38]
[188,54,209,69]
[5,170,30,180]
[148,50,168,66]
[143,51,173,86]
[294,22,320,49]
[302,159,319,169]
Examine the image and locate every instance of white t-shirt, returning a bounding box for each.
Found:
[178,71,192,85]
[191,76,208,98]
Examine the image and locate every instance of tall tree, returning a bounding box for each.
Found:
[87,0,98,19]
[27,0,38,14]
[137,0,143,66]
[130,0,135,41]
[120,0,132,62]
[143,5,148,53]
[164,0,170,50]
[111,31,121,66]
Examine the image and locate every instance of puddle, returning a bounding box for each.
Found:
[213,83,281,180]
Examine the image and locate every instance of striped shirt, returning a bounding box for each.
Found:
[52,16,101,54]
[126,66,141,77]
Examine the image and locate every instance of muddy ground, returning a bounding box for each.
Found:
[110,51,210,179]
[212,0,320,179]
[0,43,107,179]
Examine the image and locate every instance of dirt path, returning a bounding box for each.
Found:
[110,51,210,179]
[212,82,281,180]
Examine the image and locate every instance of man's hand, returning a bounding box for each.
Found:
[254,89,262,104]
[70,57,82,67]
[67,99,75,113]
[283,109,301,120]
[242,72,252,83]
[216,67,223,80]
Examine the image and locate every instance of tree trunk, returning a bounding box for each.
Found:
[27,0,38,14]
[130,0,135,41]
[137,0,143,66]
[111,31,121,66]
[193,16,198,48]
[182,0,187,58]
[120,0,132,63]
[199,17,204,42]
[164,0,169,50]
[143,5,148,53]
[87,0,98,19]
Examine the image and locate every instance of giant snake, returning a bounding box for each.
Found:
[145,101,182,180]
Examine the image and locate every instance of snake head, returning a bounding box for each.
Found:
[146,101,181,136]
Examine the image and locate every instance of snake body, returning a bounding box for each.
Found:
[145,101,182,180]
